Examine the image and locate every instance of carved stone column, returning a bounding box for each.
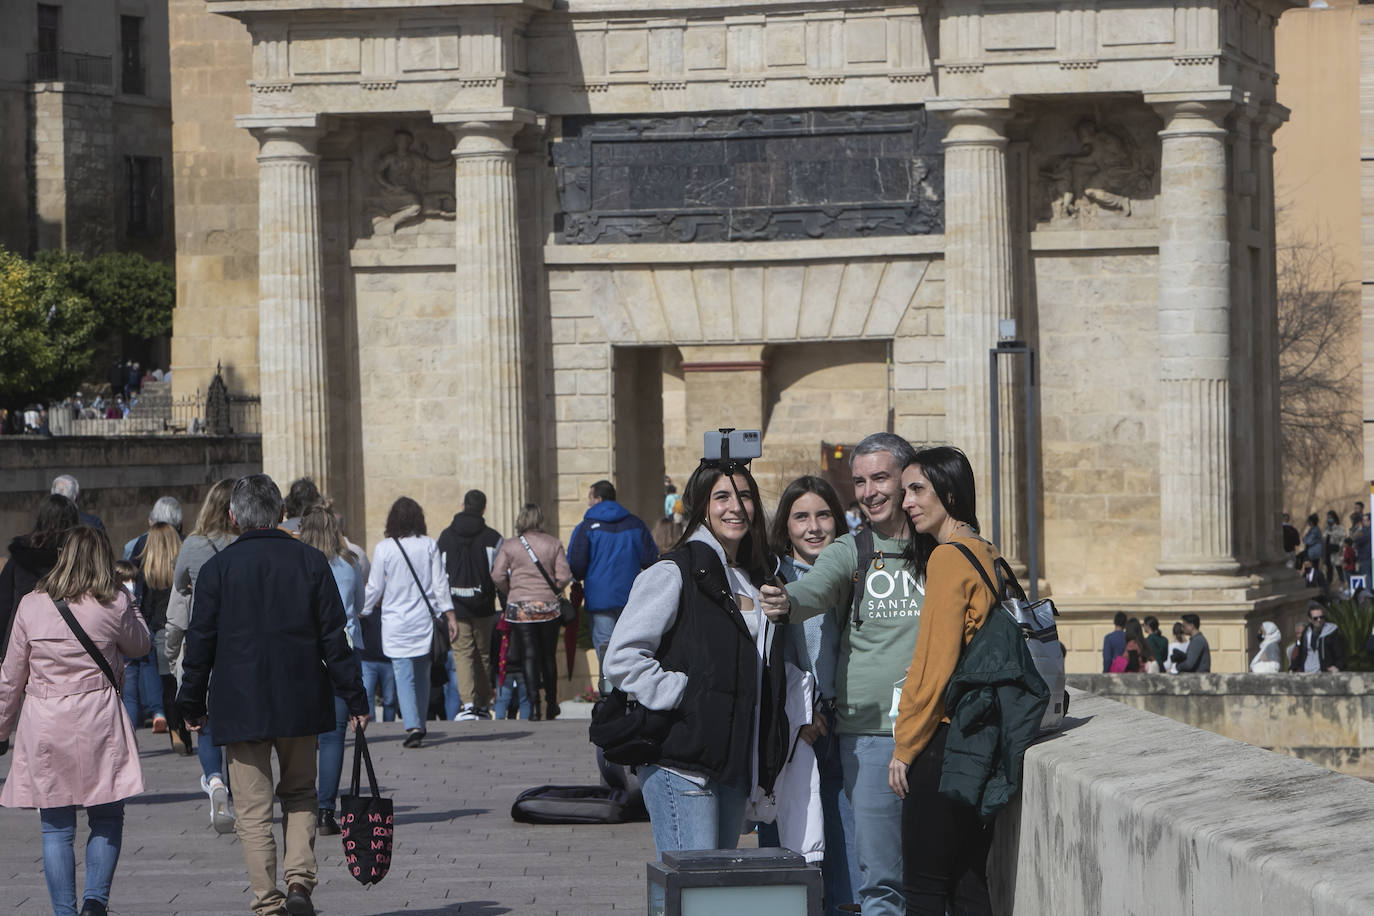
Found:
[440,111,536,537]
[1146,98,1241,586]
[244,117,330,493]
[934,103,1023,562]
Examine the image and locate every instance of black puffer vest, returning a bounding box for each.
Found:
[655,541,789,793]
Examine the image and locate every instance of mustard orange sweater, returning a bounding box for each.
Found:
[892,535,999,765]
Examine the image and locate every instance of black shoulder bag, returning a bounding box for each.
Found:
[338,728,393,885]
[54,598,121,696]
[392,537,450,667]
[519,535,576,625]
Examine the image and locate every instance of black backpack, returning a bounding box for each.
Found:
[443,531,493,613]
[509,750,647,825]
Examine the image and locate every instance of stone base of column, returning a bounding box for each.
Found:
[1138,562,1307,604]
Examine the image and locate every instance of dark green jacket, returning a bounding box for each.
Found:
[938,605,1049,820]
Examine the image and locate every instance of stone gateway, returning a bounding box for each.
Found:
[169,0,1306,673]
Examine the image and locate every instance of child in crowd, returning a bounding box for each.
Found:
[492,621,532,720]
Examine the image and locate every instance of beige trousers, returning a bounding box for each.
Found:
[226,735,319,916]
[452,615,496,709]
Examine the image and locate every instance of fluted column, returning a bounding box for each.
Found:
[246,118,330,494]
[936,104,1022,561]
[1148,98,1240,582]
[441,112,534,537]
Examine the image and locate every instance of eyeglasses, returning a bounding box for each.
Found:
[1309,616,1324,622]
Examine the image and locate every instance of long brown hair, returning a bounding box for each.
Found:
[298,504,355,565]
[676,462,773,584]
[37,526,118,604]
[191,478,238,540]
[138,522,182,590]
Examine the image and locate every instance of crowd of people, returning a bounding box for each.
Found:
[0,360,172,436]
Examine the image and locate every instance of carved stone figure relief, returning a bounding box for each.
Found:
[1027,107,1160,229]
[551,108,945,244]
[364,128,456,236]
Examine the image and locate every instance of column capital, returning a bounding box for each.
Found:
[237,114,326,159]
[1144,93,1238,134]
[436,108,539,158]
[930,101,1013,148]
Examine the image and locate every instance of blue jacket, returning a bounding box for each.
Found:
[567,501,658,612]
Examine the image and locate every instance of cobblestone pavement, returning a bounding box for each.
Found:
[0,716,664,915]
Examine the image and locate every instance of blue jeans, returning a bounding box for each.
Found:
[816,709,860,915]
[589,609,621,692]
[492,673,531,720]
[443,652,463,720]
[840,733,904,916]
[121,648,163,727]
[361,659,397,722]
[317,695,349,811]
[197,715,225,782]
[639,765,749,856]
[40,801,124,915]
[391,654,432,732]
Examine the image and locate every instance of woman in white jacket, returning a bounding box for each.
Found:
[364,497,451,748]
[1250,621,1282,673]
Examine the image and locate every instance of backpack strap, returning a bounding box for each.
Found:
[950,542,1000,601]
[849,526,877,631]
[54,598,121,695]
[519,535,562,600]
[392,537,437,617]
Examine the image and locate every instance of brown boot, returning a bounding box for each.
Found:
[285,883,315,916]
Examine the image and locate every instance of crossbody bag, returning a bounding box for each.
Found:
[54,598,121,696]
[518,536,576,625]
[392,537,450,665]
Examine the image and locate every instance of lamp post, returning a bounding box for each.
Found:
[647,848,822,915]
[988,318,1042,600]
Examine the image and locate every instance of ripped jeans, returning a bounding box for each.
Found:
[638,764,749,857]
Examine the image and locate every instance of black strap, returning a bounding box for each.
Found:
[391,537,437,617]
[950,542,1001,601]
[848,526,877,630]
[349,727,382,799]
[54,598,121,696]
[519,536,562,600]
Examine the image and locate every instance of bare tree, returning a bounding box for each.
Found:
[1277,233,1361,512]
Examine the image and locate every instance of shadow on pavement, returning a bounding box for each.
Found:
[367,904,510,915]
[395,807,489,824]
[137,791,206,805]
[418,731,532,747]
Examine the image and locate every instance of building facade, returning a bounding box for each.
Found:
[170,0,1305,673]
[0,0,173,259]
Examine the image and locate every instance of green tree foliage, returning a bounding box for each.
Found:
[35,249,175,339]
[0,247,100,406]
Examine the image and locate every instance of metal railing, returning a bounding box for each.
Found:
[46,374,262,438]
[27,51,113,86]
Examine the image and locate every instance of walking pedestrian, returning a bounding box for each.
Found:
[363,496,451,748]
[136,522,191,754]
[177,474,368,916]
[1,494,79,660]
[0,526,151,916]
[436,490,503,721]
[491,503,572,721]
[165,478,238,834]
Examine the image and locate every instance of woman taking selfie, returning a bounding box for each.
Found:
[0,526,151,916]
[603,460,786,857]
[888,446,1045,915]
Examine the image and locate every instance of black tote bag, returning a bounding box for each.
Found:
[339,729,394,886]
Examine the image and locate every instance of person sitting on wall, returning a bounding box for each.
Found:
[1290,601,1345,673]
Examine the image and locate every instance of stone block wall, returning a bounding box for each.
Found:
[168,0,259,403]
[31,83,116,256]
[0,436,262,558]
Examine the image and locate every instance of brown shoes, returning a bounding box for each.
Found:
[284,883,314,915]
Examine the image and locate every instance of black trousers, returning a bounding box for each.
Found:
[512,620,560,712]
[900,723,995,916]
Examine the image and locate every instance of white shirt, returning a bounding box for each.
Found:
[363,536,452,659]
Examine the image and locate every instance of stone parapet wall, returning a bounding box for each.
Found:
[0,436,261,560]
[1069,672,1374,778]
[992,689,1374,913]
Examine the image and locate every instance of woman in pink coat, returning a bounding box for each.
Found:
[0,526,150,916]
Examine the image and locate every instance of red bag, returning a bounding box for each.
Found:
[339,729,393,886]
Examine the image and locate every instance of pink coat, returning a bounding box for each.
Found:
[0,590,150,808]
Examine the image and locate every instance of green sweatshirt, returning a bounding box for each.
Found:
[785,529,924,735]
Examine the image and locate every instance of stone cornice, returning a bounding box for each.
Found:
[208,0,550,13]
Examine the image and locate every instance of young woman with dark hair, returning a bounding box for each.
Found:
[888,445,998,915]
[364,496,451,748]
[0,526,151,916]
[604,461,783,865]
[1,494,80,660]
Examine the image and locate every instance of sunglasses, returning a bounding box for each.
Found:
[1309,615,1324,622]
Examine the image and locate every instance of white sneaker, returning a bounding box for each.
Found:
[454,704,479,721]
[203,775,235,834]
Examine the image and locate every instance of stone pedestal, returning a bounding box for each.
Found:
[935,103,1023,562]
[1144,98,1244,592]
[441,111,536,537]
[245,117,330,494]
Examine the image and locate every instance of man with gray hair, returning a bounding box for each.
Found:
[123,496,183,560]
[179,474,367,916]
[50,474,105,532]
[759,431,922,916]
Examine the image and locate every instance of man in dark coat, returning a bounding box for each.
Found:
[179,474,367,916]
[436,489,503,721]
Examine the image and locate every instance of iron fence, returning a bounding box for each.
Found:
[27,51,113,86]
[47,385,261,438]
